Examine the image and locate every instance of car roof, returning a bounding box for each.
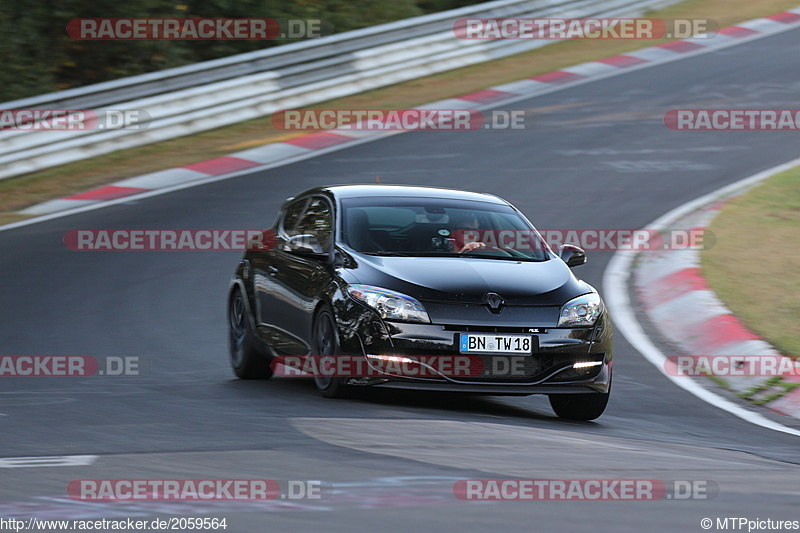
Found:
[296,184,509,205]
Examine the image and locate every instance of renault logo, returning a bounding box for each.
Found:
[483,292,505,313]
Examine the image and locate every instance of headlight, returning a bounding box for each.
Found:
[347,284,430,323]
[558,292,603,327]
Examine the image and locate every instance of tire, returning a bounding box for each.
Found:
[312,306,351,399]
[549,390,610,421]
[228,287,273,379]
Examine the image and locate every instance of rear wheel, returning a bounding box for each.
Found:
[312,307,351,399]
[549,390,609,421]
[229,287,272,379]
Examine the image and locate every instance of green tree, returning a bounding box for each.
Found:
[0,0,482,102]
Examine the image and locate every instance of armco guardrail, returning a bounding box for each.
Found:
[0,0,683,180]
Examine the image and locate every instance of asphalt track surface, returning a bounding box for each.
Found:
[2,28,800,532]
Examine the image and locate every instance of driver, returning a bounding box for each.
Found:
[451,213,485,253]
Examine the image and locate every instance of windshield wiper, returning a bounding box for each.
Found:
[362,250,543,261]
[362,251,410,256]
[458,252,543,262]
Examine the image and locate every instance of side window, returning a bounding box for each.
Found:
[294,197,333,249]
[281,199,307,236]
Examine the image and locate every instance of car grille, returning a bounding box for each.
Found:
[375,348,604,383]
[442,324,547,334]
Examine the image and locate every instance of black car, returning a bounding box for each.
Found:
[228,185,612,420]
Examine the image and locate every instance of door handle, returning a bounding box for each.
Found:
[267,265,279,275]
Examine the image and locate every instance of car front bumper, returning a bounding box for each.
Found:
[336,309,612,395]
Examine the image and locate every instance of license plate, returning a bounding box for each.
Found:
[459,333,534,355]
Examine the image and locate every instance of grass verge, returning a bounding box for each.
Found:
[1,0,799,226]
[702,167,800,357]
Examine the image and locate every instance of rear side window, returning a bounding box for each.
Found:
[293,197,333,249]
[281,199,307,235]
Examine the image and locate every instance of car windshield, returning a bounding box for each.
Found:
[340,197,550,261]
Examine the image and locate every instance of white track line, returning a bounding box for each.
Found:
[603,157,800,438]
[0,455,98,468]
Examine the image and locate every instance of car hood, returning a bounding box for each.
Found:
[345,254,590,306]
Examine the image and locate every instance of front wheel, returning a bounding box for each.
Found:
[229,287,272,379]
[312,307,352,399]
[549,391,609,421]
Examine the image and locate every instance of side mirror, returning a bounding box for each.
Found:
[559,244,587,268]
[286,234,325,256]
[329,248,344,269]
